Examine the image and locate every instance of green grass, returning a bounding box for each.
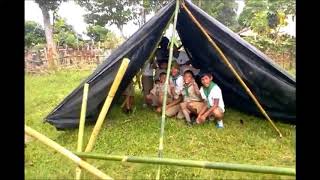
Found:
[25,69,296,179]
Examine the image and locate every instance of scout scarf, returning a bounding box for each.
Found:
[183,83,192,97]
[203,81,215,107]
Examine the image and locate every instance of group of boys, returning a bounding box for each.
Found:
[141,37,225,128]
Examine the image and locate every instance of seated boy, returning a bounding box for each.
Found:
[196,72,225,128]
[146,72,173,113]
[166,70,204,125]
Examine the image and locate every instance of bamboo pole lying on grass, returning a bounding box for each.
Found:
[25,125,113,180]
[85,58,130,153]
[156,0,180,179]
[73,152,296,176]
[181,2,283,138]
[76,83,89,180]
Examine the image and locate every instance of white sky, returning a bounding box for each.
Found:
[25,0,295,38]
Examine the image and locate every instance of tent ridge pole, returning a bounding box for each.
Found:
[181,3,283,138]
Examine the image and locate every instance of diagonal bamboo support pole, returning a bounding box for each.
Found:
[156,0,180,179]
[85,58,130,153]
[25,125,113,180]
[181,3,283,138]
[74,152,296,176]
[76,83,89,180]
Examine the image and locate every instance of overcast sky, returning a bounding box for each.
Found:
[24,0,294,38]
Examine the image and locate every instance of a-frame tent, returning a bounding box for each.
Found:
[45,0,296,130]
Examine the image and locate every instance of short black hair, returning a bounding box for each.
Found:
[200,72,212,78]
[159,72,167,76]
[183,70,194,77]
[160,37,169,48]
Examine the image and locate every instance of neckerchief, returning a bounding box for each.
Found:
[203,81,215,107]
[171,75,180,86]
[183,83,192,97]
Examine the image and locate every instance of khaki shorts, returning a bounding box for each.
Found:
[188,101,206,114]
[123,83,135,96]
[151,94,173,107]
[166,104,180,117]
[165,104,185,119]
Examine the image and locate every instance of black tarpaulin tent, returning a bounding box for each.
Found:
[44,0,296,130]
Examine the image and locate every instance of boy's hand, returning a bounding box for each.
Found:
[196,115,206,124]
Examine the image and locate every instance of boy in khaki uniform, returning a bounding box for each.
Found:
[146,72,174,113]
[166,70,205,125]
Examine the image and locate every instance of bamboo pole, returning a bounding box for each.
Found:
[156,0,180,179]
[25,125,113,180]
[85,58,130,153]
[181,3,283,138]
[74,152,296,176]
[76,83,89,180]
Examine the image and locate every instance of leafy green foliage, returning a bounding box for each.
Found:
[34,0,66,11]
[239,0,295,32]
[77,0,141,37]
[238,0,295,73]
[86,25,111,42]
[193,0,239,31]
[25,21,46,48]
[53,17,81,48]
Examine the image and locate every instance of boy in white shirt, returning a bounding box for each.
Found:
[197,72,225,128]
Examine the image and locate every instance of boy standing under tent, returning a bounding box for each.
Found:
[142,61,154,107]
[121,80,135,114]
[146,72,174,113]
[197,72,225,128]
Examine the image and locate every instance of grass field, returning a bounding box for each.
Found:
[25,69,295,179]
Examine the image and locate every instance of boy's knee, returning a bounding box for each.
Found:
[180,102,186,109]
[213,108,224,119]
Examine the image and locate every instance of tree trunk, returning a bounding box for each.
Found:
[39,6,58,70]
[119,25,126,40]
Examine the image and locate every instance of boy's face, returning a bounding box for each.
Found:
[159,74,166,83]
[183,73,193,84]
[201,75,213,87]
[171,67,179,77]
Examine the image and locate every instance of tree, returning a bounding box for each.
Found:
[34,0,67,69]
[25,21,46,48]
[86,25,111,42]
[53,17,80,48]
[77,0,141,39]
[238,0,296,72]
[193,0,239,31]
[238,0,295,33]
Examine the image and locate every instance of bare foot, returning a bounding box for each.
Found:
[156,107,162,113]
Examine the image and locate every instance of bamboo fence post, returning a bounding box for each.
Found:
[76,83,90,180]
[25,125,113,180]
[84,58,130,153]
[156,0,180,179]
[74,152,296,176]
[181,3,283,138]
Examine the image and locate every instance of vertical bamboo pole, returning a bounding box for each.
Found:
[85,58,130,153]
[76,83,89,180]
[156,0,180,179]
[181,3,283,137]
[25,125,113,180]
